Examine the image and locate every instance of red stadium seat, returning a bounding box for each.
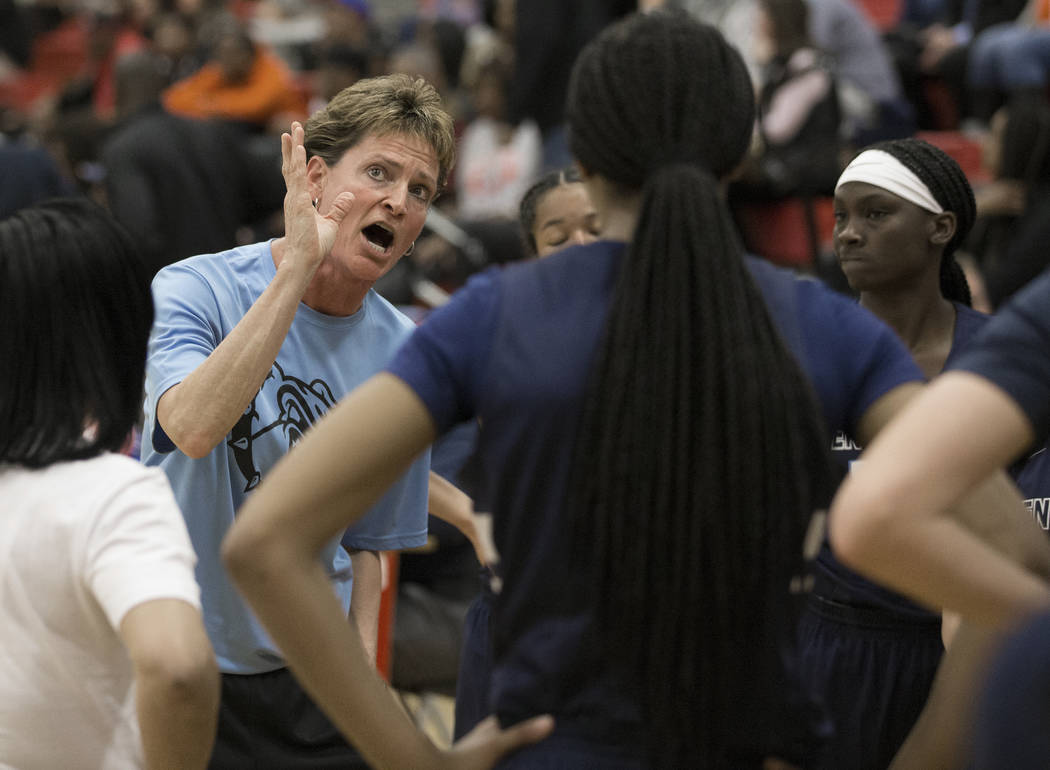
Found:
[735,196,836,269]
[853,0,903,31]
[916,130,990,184]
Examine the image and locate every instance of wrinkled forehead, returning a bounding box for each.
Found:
[339,131,440,183]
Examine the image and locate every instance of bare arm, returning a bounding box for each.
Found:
[891,435,1050,769]
[157,122,355,458]
[851,381,923,447]
[119,599,219,770]
[427,470,499,567]
[831,371,1050,626]
[847,375,1050,769]
[348,548,382,666]
[223,373,552,768]
[890,620,1000,770]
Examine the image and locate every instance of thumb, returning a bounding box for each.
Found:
[469,714,555,763]
[494,714,555,753]
[325,191,356,225]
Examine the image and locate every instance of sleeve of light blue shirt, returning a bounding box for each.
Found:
[145,262,225,453]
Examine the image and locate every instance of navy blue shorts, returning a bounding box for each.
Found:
[974,609,1050,769]
[495,731,645,769]
[209,667,368,769]
[454,589,494,740]
[798,594,943,770]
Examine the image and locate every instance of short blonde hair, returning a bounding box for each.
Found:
[305,73,455,189]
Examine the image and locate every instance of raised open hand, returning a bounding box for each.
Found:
[280,121,356,280]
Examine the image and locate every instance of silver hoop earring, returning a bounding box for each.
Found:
[404,241,415,257]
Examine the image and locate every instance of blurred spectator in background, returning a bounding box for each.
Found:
[885,0,1027,127]
[144,10,204,83]
[505,0,633,170]
[0,132,77,220]
[409,13,470,121]
[101,50,284,277]
[163,15,306,132]
[387,39,448,100]
[318,0,377,53]
[417,0,481,26]
[807,0,915,146]
[902,0,951,26]
[967,92,1050,307]
[678,0,762,78]
[73,0,147,119]
[248,0,325,72]
[454,39,540,221]
[309,42,369,111]
[967,0,1050,123]
[677,0,907,149]
[0,0,31,75]
[731,0,842,201]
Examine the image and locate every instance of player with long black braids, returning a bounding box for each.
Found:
[222,10,979,768]
[563,14,836,768]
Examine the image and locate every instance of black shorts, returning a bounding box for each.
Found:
[798,594,943,770]
[209,667,368,769]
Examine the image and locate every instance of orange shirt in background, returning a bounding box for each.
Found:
[163,46,307,127]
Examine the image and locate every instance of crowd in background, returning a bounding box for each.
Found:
[3,0,1050,309]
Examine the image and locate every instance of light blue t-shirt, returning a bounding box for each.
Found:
[142,240,429,674]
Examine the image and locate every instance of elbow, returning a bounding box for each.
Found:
[178,441,215,461]
[827,509,869,574]
[827,480,887,576]
[221,514,281,592]
[135,640,219,708]
[156,400,225,459]
[221,524,258,587]
[170,424,224,460]
[165,424,223,460]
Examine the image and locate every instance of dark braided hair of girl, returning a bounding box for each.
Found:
[868,137,977,306]
[564,10,835,766]
[517,166,581,254]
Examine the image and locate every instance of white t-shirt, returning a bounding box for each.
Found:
[455,117,542,221]
[0,453,201,769]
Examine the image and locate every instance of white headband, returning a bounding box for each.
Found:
[835,149,944,214]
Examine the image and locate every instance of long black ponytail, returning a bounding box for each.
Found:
[565,11,835,765]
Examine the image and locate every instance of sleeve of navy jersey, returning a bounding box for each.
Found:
[386,268,501,433]
[949,268,1050,444]
[794,280,924,437]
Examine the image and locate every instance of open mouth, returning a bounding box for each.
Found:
[362,223,394,254]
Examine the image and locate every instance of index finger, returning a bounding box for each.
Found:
[282,122,308,194]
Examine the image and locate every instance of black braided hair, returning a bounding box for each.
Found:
[565,10,835,766]
[517,166,582,254]
[867,137,977,306]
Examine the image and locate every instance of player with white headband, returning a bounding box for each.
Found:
[800,137,990,770]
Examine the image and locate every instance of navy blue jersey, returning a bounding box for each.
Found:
[816,302,991,616]
[387,240,920,762]
[952,267,1050,440]
[953,267,1050,536]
